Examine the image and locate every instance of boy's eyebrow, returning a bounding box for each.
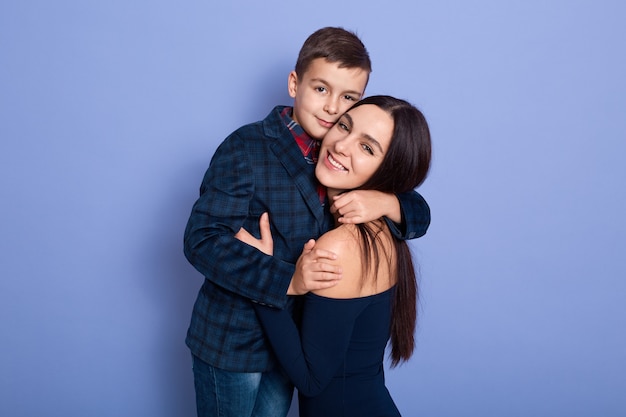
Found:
[343,113,384,153]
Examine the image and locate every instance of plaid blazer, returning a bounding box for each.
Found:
[184,106,430,372]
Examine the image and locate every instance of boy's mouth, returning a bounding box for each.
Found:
[316,117,334,129]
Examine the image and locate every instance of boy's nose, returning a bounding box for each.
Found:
[324,97,339,114]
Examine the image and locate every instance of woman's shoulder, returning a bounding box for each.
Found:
[314,224,360,255]
[316,221,392,256]
[312,223,394,299]
[312,225,362,299]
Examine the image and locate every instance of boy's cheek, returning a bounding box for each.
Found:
[337,103,355,115]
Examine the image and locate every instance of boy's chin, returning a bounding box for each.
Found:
[302,121,331,140]
[309,128,329,141]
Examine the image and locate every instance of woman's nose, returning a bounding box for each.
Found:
[333,137,350,154]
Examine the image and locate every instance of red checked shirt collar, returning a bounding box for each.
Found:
[280,107,326,205]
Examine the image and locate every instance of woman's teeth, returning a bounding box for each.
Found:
[328,154,346,170]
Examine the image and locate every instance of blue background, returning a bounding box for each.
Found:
[2,1,625,416]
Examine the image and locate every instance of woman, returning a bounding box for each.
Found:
[237,95,431,416]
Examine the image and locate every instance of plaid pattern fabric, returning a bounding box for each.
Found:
[280,107,319,164]
[185,106,332,372]
[184,105,431,372]
[280,107,326,205]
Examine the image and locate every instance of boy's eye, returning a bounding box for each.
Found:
[316,87,327,93]
[338,122,350,131]
[343,95,357,101]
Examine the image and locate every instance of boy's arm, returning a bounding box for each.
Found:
[390,190,431,239]
[184,134,295,309]
[331,189,431,240]
[234,213,342,295]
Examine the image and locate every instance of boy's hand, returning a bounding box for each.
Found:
[287,240,342,295]
[331,190,402,224]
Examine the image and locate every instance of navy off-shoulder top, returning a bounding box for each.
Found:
[254,286,401,417]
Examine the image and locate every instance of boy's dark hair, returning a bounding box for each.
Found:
[295,27,372,78]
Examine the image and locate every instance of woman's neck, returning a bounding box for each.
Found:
[327,188,343,227]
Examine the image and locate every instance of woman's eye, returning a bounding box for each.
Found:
[362,144,374,155]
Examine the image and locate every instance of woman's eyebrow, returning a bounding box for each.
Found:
[363,134,383,153]
[344,112,384,153]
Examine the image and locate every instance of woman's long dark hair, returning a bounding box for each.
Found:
[349,95,431,367]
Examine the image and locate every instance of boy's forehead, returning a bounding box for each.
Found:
[302,58,369,93]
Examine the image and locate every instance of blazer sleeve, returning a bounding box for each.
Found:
[385,190,431,240]
[184,132,294,308]
[253,294,369,397]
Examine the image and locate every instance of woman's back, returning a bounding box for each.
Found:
[295,288,401,417]
[255,221,402,416]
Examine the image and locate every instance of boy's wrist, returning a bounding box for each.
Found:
[383,193,402,224]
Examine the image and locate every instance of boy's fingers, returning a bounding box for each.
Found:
[314,262,342,274]
[310,248,337,260]
[301,239,316,254]
[314,279,341,289]
[336,214,362,224]
[305,262,342,283]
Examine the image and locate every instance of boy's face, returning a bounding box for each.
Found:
[288,58,369,140]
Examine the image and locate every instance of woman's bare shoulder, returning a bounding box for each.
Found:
[313,222,396,299]
[314,225,359,255]
[312,225,363,299]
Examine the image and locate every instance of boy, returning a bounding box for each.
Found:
[184,27,430,417]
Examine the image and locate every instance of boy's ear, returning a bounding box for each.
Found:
[287,71,298,98]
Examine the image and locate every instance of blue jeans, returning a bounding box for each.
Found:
[192,355,293,417]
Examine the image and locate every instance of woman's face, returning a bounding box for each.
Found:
[315,104,394,192]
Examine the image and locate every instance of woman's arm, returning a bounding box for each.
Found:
[245,223,368,396]
[254,294,369,396]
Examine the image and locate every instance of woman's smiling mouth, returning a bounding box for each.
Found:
[326,153,347,171]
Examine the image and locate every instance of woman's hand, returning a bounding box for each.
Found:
[234,212,273,256]
[235,212,342,295]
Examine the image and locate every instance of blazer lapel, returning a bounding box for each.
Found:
[270,138,326,228]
